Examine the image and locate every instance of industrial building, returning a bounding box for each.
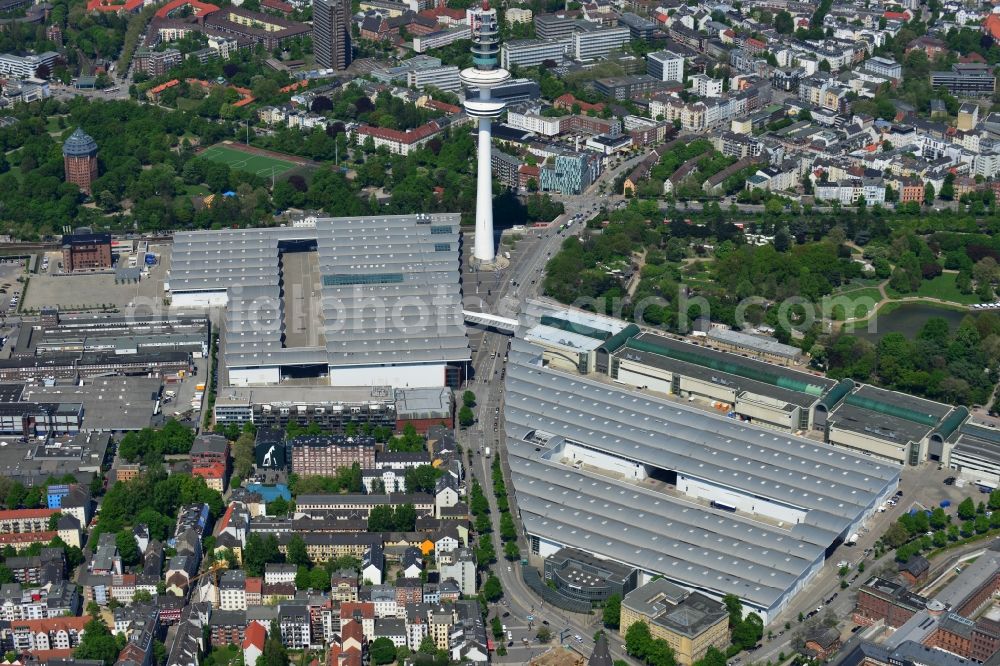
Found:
[820,383,963,466]
[518,301,968,467]
[943,424,1000,489]
[213,385,453,433]
[607,331,832,432]
[168,215,469,389]
[0,314,206,384]
[61,229,110,272]
[505,310,899,623]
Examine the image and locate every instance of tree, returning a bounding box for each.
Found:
[116,530,141,566]
[458,405,474,428]
[418,635,437,654]
[491,616,504,639]
[773,226,792,252]
[462,390,476,408]
[287,534,310,566]
[722,593,742,627]
[536,626,552,643]
[404,465,443,494]
[262,620,288,666]
[940,173,955,201]
[732,613,763,650]
[603,593,622,628]
[883,522,910,548]
[267,496,290,517]
[924,182,936,205]
[958,497,976,521]
[481,574,503,602]
[694,647,727,666]
[370,637,397,665]
[626,621,652,659]
[499,512,517,541]
[774,10,793,33]
[504,541,520,560]
[244,533,282,577]
[818,59,831,71]
[232,430,255,482]
[74,618,121,666]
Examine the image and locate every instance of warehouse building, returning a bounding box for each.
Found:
[522,306,635,375]
[13,315,209,359]
[518,302,968,465]
[168,215,469,389]
[944,423,1000,489]
[819,383,963,466]
[213,385,452,433]
[607,331,833,432]
[504,332,899,623]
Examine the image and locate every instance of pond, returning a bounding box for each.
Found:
[848,302,969,341]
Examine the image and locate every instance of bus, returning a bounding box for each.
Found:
[710,500,737,512]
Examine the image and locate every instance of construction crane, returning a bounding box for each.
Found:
[187,559,230,605]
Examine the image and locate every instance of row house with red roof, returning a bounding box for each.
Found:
[351,121,442,156]
[12,617,89,652]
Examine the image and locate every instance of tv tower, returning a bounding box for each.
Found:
[461,1,509,267]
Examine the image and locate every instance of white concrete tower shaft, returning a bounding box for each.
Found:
[474,112,495,261]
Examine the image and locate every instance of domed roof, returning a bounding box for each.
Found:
[62,128,98,157]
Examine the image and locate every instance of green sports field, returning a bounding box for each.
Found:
[199,144,300,178]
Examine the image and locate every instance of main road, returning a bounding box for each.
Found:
[458,156,648,663]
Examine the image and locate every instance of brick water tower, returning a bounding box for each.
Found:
[62,128,98,195]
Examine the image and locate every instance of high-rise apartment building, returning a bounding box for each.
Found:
[313,0,351,70]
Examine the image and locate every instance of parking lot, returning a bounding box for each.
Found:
[23,244,171,314]
[0,260,26,315]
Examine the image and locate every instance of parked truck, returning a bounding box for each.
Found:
[485,446,491,457]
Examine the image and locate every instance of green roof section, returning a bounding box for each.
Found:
[934,406,969,441]
[599,323,640,355]
[624,337,827,396]
[843,394,939,427]
[539,315,611,341]
[819,379,854,411]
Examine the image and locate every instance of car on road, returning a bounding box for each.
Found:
[502,612,509,618]
[944,477,956,485]
[507,566,512,572]
[541,620,548,625]
[574,635,583,643]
